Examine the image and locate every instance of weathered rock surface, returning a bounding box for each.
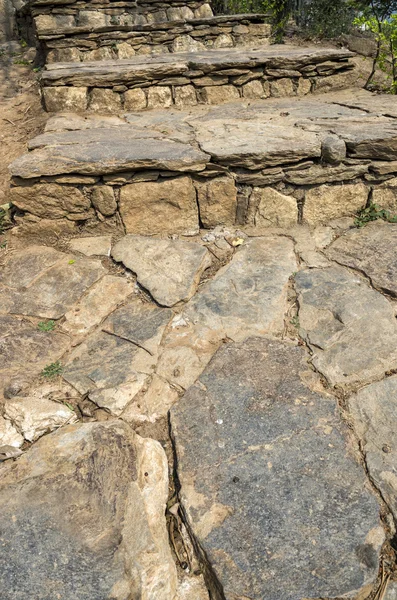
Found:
[69,235,112,257]
[170,337,382,600]
[303,182,368,226]
[119,177,199,235]
[0,415,23,448]
[349,375,397,522]
[295,267,397,388]
[3,396,77,442]
[0,246,105,319]
[326,221,397,296]
[112,236,211,306]
[157,236,296,389]
[10,127,209,179]
[64,300,172,414]
[0,315,69,399]
[62,275,133,335]
[0,421,179,599]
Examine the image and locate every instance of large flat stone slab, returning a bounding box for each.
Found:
[295,267,397,389]
[10,127,209,178]
[157,236,296,389]
[0,421,179,599]
[170,337,382,600]
[349,375,397,522]
[326,221,397,297]
[0,246,105,319]
[112,235,211,306]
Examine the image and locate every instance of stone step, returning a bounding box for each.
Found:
[41,15,271,63]
[32,0,215,39]
[9,89,397,236]
[40,45,355,112]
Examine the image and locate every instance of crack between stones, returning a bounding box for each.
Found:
[168,412,226,600]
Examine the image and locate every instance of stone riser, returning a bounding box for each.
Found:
[42,69,352,112]
[44,19,271,63]
[10,170,397,235]
[33,2,214,36]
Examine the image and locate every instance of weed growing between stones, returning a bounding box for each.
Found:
[354,202,397,227]
[41,361,63,378]
[37,320,56,332]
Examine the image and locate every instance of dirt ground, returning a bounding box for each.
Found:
[0,43,47,206]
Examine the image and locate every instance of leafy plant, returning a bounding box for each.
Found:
[13,59,30,66]
[41,361,63,378]
[38,320,56,332]
[262,0,293,42]
[299,0,355,38]
[350,0,397,91]
[354,202,397,227]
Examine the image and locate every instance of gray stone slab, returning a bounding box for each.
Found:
[326,221,397,297]
[10,127,209,179]
[40,46,352,86]
[63,300,172,397]
[170,337,382,600]
[193,119,321,168]
[112,235,211,306]
[156,236,296,390]
[295,266,397,389]
[349,375,397,522]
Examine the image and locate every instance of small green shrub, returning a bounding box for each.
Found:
[41,361,63,378]
[354,202,397,227]
[38,320,56,332]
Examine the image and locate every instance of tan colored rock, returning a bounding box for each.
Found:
[69,235,112,257]
[43,87,88,113]
[4,397,77,442]
[47,48,81,63]
[213,34,234,48]
[124,88,147,110]
[112,235,211,306]
[372,178,397,212]
[251,187,298,228]
[314,70,362,93]
[201,85,240,105]
[119,176,199,234]
[297,77,312,96]
[172,35,206,53]
[91,375,149,416]
[91,185,117,216]
[0,416,23,448]
[242,79,266,99]
[174,85,197,107]
[63,275,134,335]
[83,47,113,62]
[116,41,136,59]
[10,183,91,219]
[304,182,369,226]
[122,375,179,424]
[0,421,179,599]
[89,88,122,113]
[270,78,295,98]
[147,86,172,109]
[194,3,213,17]
[195,176,237,228]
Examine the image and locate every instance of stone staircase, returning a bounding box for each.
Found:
[9,0,397,236]
[31,0,271,62]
